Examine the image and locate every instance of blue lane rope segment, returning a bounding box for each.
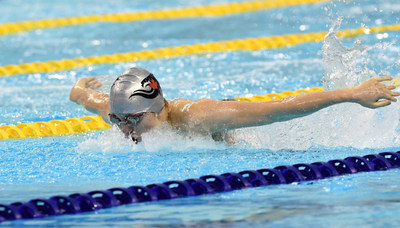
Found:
[0,151,400,222]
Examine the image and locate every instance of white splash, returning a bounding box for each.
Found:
[78,123,224,154]
[233,102,400,150]
[321,17,395,90]
[233,18,400,150]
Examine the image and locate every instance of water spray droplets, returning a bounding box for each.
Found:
[321,18,395,90]
[234,18,400,150]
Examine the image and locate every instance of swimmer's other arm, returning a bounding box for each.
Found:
[174,77,400,133]
[69,76,111,123]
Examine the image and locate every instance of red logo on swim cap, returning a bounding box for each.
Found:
[149,79,158,90]
[129,74,161,100]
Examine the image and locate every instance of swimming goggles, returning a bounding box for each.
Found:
[108,112,145,125]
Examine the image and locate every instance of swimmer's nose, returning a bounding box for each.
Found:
[120,125,132,133]
[119,125,142,143]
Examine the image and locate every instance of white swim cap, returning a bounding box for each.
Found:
[110,67,165,114]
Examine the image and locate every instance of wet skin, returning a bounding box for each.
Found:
[70,76,400,144]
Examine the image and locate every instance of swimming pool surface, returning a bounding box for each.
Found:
[1,0,400,227]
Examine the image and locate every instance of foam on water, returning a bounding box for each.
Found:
[321,17,397,90]
[233,18,400,150]
[78,123,226,153]
[233,102,400,150]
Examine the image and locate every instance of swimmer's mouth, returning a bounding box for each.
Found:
[132,136,140,144]
[128,132,142,144]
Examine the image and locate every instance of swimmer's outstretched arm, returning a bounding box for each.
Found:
[69,76,111,123]
[173,77,400,133]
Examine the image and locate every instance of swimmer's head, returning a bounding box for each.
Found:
[110,67,165,115]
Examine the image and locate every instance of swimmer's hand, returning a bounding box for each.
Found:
[69,76,110,122]
[70,76,102,102]
[352,77,400,108]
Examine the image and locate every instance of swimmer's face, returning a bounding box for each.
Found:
[110,113,160,143]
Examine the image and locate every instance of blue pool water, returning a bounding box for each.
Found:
[1,0,400,227]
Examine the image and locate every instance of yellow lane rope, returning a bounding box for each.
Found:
[1,24,400,77]
[0,0,330,36]
[0,87,321,140]
[0,116,111,140]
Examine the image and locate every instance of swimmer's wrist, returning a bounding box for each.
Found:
[345,86,362,103]
[329,87,359,104]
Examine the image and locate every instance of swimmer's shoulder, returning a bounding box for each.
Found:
[167,98,213,128]
[167,98,238,139]
[168,98,216,114]
[168,98,195,116]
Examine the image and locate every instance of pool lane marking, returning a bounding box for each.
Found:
[0,23,399,77]
[0,116,110,140]
[0,151,399,222]
[0,0,331,36]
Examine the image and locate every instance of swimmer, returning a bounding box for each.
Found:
[70,67,400,144]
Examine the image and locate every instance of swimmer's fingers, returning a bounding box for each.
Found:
[374,76,398,88]
[381,92,398,102]
[376,80,400,102]
[85,76,98,84]
[356,77,399,108]
[375,76,393,82]
[393,90,400,96]
[382,84,400,99]
[89,80,102,88]
[371,91,400,108]
[86,76,97,80]
[75,77,93,88]
[389,90,400,98]
[373,100,392,108]
[85,76,102,88]
[386,84,397,90]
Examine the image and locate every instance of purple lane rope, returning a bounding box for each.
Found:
[1,151,399,222]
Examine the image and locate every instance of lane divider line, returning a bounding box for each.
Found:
[1,23,399,77]
[0,0,330,36]
[1,150,399,222]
